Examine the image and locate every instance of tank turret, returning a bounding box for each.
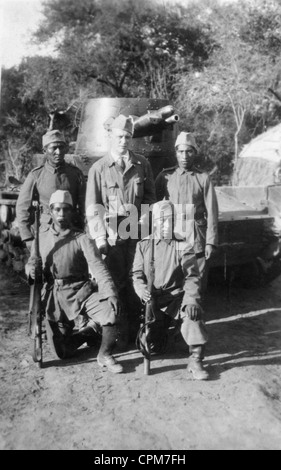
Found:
[71,98,179,178]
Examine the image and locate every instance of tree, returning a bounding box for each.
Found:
[27,0,214,99]
[3,0,281,185]
[0,66,47,183]
[174,0,281,182]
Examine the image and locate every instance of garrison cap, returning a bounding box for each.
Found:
[175,132,198,152]
[42,130,66,148]
[49,190,73,207]
[152,200,174,220]
[111,114,134,135]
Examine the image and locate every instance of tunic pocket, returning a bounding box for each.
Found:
[107,181,119,195]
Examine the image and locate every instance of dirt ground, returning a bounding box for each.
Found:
[0,263,281,451]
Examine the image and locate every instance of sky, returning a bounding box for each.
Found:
[0,0,44,68]
[0,0,238,69]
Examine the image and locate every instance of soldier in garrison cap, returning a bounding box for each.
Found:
[86,113,156,346]
[155,131,219,297]
[16,129,86,251]
[25,190,124,373]
[131,200,209,380]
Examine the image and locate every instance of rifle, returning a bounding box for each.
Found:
[136,234,156,375]
[28,201,43,368]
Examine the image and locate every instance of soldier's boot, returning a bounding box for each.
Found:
[115,293,130,350]
[59,323,99,357]
[116,317,130,351]
[45,320,77,359]
[77,323,101,348]
[97,326,123,374]
[188,345,209,381]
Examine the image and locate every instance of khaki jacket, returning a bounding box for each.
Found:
[25,226,117,321]
[16,161,86,241]
[155,166,219,253]
[132,237,201,310]
[86,151,156,244]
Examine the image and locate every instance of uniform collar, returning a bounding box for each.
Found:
[111,150,130,163]
[107,150,142,168]
[45,160,66,174]
[176,166,195,175]
[49,224,72,237]
[155,237,173,245]
[129,151,142,165]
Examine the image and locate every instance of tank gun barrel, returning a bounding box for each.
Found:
[165,114,179,124]
[132,105,180,138]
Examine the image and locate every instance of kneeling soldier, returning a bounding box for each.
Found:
[131,200,209,380]
[25,189,123,374]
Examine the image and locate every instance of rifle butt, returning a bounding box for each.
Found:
[144,357,150,375]
[30,201,43,367]
[33,332,43,367]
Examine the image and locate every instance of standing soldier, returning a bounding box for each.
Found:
[155,132,219,295]
[86,114,156,343]
[16,129,86,250]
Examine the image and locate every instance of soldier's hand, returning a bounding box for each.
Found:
[184,305,202,321]
[25,240,33,252]
[29,258,42,280]
[108,296,120,315]
[98,239,109,256]
[205,244,216,260]
[29,265,36,280]
[141,288,151,304]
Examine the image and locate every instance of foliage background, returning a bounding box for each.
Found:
[1,0,281,184]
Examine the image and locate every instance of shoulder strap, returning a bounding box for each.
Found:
[194,172,203,192]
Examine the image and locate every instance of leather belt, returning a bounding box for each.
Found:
[54,278,87,286]
[153,287,182,297]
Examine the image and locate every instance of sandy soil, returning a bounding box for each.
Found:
[0,263,281,451]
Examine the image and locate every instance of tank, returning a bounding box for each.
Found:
[68,97,179,178]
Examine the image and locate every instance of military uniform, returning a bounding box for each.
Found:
[16,161,86,242]
[25,225,118,327]
[155,165,219,292]
[132,236,208,347]
[86,149,156,340]
[86,151,156,248]
[25,186,124,372]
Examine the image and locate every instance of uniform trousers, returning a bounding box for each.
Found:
[196,253,210,297]
[105,239,142,341]
[45,289,117,337]
[149,292,208,347]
